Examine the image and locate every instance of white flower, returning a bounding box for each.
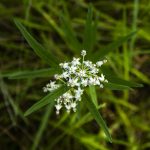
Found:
[81,78,88,87]
[105,79,108,83]
[71,102,77,108]
[103,59,107,63]
[96,61,103,67]
[62,72,69,79]
[96,59,107,67]
[89,67,99,74]
[65,104,71,113]
[76,87,84,95]
[69,65,77,74]
[71,102,77,112]
[72,57,80,66]
[68,78,79,87]
[99,74,105,82]
[56,110,60,115]
[60,62,69,69]
[89,77,96,85]
[55,100,63,115]
[81,50,86,56]
[100,84,104,88]
[63,92,73,99]
[49,81,56,87]
[95,77,100,85]
[78,69,86,77]
[43,81,60,92]
[54,74,59,79]
[84,60,92,67]
[75,87,83,100]
[43,87,48,92]
[43,49,108,114]
[55,104,62,111]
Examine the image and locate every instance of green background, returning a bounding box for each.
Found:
[0,0,150,150]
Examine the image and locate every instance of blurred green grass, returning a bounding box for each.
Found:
[0,0,150,150]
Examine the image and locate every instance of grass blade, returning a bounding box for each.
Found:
[131,68,150,84]
[104,82,131,90]
[14,18,59,66]
[2,68,61,79]
[88,86,98,108]
[101,66,143,87]
[129,0,139,52]
[31,104,54,150]
[61,15,81,53]
[24,85,69,116]
[83,4,96,54]
[106,76,143,88]
[91,31,136,62]
[84,94,112,142]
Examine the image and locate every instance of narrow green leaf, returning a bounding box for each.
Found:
[101,66,143,87]
[131,68,150,84]
[106,76,143,88]
[31,104,54,150]
[104,82,131,90]
[91,31,136,62]
[129,0,139,52]
[83,4,94,53]
[2,68,61,79]
[24,85,69,116]
[14,18,59,66]
[84,94,112,142]
[91,17,98,51]
[61,16,81,53]
[74,103,106,128]
[88,86,98,108]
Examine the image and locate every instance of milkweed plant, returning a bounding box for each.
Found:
[43,50,108,115]
[8,5,142,143]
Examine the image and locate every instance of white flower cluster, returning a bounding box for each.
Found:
[43,50,108,115]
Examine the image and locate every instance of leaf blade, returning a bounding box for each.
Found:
[83,4,93,53]
[84,94,112,142]
[31,104,54,150]
[106,76,143,88]
[88,86,98,108]
[104,82,131,90]
[14,18,59,66]
[101,66,143,87]
[2,68,61,79]
[91,31,137,62]
[24,85,69,116]
[60,16,81,53]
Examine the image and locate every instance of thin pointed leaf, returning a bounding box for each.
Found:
[88,86,98,108]
[74,103,106,128]
[14,19,59,66]
[61,16,81,53]
[2,68,61,79]
[31,104,54,150]
[83,4,94,53]
[91,31,137,62]
[131,68,150,84]
[104,82,131,90]
[106,77,143,88]
[24,85,69,116]
[101,66,143,87]
[91,17,98,51]
[84,94,112,142]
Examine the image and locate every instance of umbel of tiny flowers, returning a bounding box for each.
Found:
[43,50,108,115]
